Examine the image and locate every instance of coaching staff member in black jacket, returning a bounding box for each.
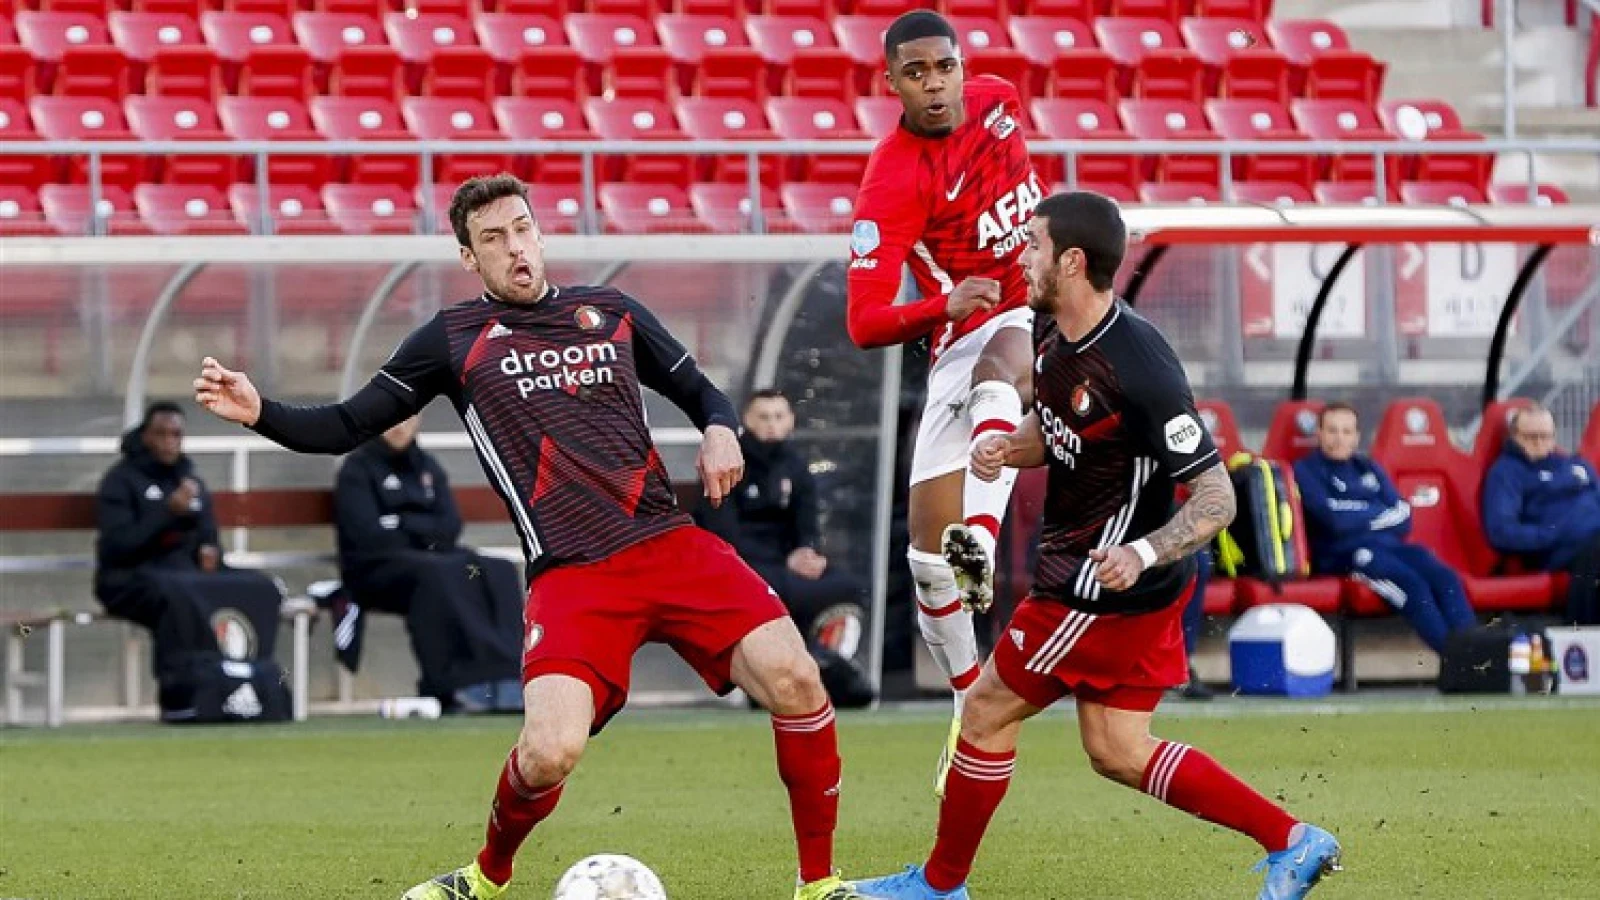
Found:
[335,415,525,711]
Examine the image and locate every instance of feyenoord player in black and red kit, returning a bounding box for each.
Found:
[195,175,864,900]
[846,10,1043,797]
[854,193,1341,900]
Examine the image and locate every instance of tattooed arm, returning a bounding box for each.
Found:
[1090,462,1235,592]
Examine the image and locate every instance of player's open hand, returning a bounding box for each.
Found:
[946,277,1002,322]
[194,357,262,426]
[970,434,1009,482]
[698,424,744,508]
[1088,544,1145,592]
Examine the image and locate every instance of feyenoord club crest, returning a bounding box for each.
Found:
[211,609,259,661]
[575,305,605,330]
[1070,382,1093,416]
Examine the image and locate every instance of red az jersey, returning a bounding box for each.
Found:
[846,75,1043,362]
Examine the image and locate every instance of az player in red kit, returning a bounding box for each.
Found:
[846,10,1044,795]
[854,193,1342,900]
[194,175,866,900]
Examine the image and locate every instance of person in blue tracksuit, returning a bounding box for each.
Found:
[1482,405,1600,624]
[1293,403,1476,654]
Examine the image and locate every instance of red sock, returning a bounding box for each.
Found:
[925,738,1014,891]
[1141,741,1297,852]
[772,702,841,884]
[476,749,564,886]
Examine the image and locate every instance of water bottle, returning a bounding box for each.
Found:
[379,697,443,719]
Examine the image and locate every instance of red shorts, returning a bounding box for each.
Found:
[992,578,1195,713]
[522,525,787,733]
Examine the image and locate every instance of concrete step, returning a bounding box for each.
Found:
[1275,0,1479,29]
[1465,104,1600,135]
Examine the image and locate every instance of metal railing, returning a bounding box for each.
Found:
[4,136,1597,235]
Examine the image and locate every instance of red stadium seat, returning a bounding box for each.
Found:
[290,12,384,66]
[852,0,920,16]
[40,183,151,234]
[124,94,234,188]
[656,13,746,65]
[1267,19,1385,103]
[1196,399,1249,461]
[308,95,419,186]
[493,96,592,183]
[1377,99,1494,192]
[1109,0,1182,25]
[321,182,417,234]
[831,15,893,95]
[1582,401,1600,470]
[763,0,838,17]
[1007,17,1114,104]
[108,12,203,65]
[745,14,835,66]
[0,47,36,103]
[1398,181,1485,206]
[0,98,53,185]
[565,13,658,65]
[1290,99,1404,195]
[1369,397,1558,612]
[1140,181,1219,203]
[1194,0,1273,18]
[217,95,334,188]
[0,185,56,236]
[415,181,455,233]
[1204,98,1314,189]
[780,181,856,233]
[1094,16,1204,102]
[604,47,675,100]
[964,49,1033,103]
[853,95,901,138]
[382,12,474,65]
[1487,182,1569,205]
[201,12,297,64]
[1118,98,1221,186]
[1029,98,1140,196]
[598,182,706,234]
[1179,16,1288,102]
[29,95,143,187]
[1312,181,1383,205]
[766,96,868,183]
[510,47,587,100]
[1260,399,1324,464]
[675,96,778,185]
[133,182,249,234]
[144,46,222,98]
[949,16,1010,52]
[1231,180,1312,205]
[35,0,112,13]
[1235,577,1344,614]
[423,46,495,102]
[687,181,781,234]
[52,46,134,99]
[583,96,692,186]
[676,0,742,14]
[587,0,662,16]
[329,45,405,100]
[1471,398,1537,477]
[1016,0,1092,20]
[134,0,201,17]
[225,0,297,15]
[400,96,509,184]
[497,0,575,15]
[785,48,857,100]
[523,181,586,233]
[474,14,566,64]
[314,0,385,16]
[237,45,313,99]
[15,11,110,64]
[692,47,766,100]
[227,182,342,233]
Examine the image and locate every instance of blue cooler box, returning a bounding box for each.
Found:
[1228,603,1336,697]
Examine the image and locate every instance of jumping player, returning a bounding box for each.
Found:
[846,9,1043,795]
[853,192,1342,900]
[194,175,864,900]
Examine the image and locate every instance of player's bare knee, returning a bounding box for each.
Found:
[515,728,585,786]
[957,678,1015,746]
[761,651,826,715]
[1082,735,1146,787]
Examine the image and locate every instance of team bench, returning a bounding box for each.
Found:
[0,482,706,727]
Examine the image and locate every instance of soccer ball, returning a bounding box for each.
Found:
[552,854,667,900]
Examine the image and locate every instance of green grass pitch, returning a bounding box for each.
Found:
[3,697,1597,899]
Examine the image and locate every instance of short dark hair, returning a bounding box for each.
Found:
[1319,402,1358,426]
[1032,191,1126,292]
[449,173,532,249]
[884,10,958,63]
[745,388,789,411]
[141,401,184,429]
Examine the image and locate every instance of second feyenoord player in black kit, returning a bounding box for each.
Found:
[855,192,1341,900]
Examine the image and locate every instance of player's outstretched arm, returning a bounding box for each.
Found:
[1145,462,1236,566]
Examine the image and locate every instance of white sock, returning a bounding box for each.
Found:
[908,548,981,706]
[964,380,1024,560]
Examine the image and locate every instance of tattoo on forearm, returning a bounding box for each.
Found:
[1146,463,1236,567]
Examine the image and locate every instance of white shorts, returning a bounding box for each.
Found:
[909,307,1035,486]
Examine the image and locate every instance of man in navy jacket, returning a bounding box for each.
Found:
[1482,405,1600,623]
[1293,403,1475,653]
